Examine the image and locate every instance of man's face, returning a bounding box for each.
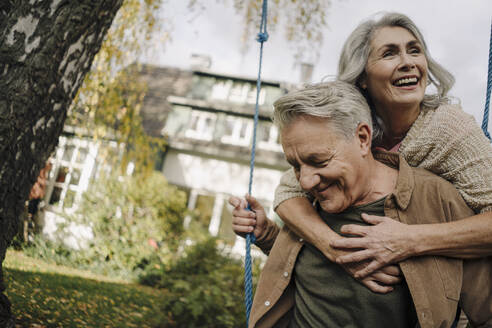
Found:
[281,115,369,213]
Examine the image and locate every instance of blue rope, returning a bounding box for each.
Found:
[482,20,492,141]
[244,0,268,326]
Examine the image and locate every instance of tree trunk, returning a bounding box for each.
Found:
[0,0,123,323]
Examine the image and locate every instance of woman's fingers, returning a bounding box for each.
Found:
[370,271,402,285]
[336,249,374,264]
[380,264,401,276]
[354,260,387,278]
[360,213,388,224]
[339,224,369,237]
[331,236,368,249]
[361,279,393,294]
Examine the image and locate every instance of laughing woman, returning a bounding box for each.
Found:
[261,12,492,287]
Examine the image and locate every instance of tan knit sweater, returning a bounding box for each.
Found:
[274,104,492,213]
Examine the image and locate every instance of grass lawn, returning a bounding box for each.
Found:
[3,250,167,328]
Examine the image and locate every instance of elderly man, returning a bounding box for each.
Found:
[230,81,492,328]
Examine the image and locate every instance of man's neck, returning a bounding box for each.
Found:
[354,158,398,206]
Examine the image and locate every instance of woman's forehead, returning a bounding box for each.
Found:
[370,26,419,49]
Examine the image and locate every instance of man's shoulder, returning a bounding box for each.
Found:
[410,166,458,195]
[407,165,474,218]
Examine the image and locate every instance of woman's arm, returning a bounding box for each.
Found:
[331,206,492,278]
[277,197,404,293]
[276,197,341,262]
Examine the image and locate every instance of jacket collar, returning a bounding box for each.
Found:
[373,150,414,210]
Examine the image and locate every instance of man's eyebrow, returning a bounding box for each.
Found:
[285,156,299,168]
[305,152,332,163]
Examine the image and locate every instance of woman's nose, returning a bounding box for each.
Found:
[398,53,416,70]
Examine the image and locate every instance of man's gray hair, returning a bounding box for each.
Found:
[273,81,373,140]
[338,12,455,109]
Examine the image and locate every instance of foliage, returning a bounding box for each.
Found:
[190,0,332,63]
[68,0,169,174]
[4,250,166,328]
[23,172,188,280]
[140,237,261,328]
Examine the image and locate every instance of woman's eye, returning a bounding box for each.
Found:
[382,51,394,58]
[409,47,421,54]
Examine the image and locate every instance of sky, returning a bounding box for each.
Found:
[145,0,492,126]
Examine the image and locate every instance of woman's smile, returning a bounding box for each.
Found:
[362,26,428,114]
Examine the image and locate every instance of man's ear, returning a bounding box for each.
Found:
[356,122,372,155]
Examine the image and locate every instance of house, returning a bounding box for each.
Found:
[39,59,304,252]
[138,62,290,251]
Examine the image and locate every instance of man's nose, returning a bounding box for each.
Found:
[299,166,320,191]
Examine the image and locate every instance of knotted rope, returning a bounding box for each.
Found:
[481,21,492,140]
[244,0,269,326]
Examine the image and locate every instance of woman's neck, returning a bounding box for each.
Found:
[376,104,420,149]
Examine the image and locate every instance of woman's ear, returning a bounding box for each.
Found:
[358,73,368,90]
[356,122,372,155]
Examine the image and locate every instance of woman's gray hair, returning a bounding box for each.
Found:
[338,12,455,110]
[273,81,373,140]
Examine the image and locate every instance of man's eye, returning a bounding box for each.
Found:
[312,160,327,167]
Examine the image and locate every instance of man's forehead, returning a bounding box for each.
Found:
[284,143,335,162]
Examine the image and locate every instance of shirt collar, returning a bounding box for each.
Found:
[373,150,414,210]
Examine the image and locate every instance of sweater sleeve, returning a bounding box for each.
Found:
[400,104,492,214]
[272,168,312,210]
[254,218,281,255]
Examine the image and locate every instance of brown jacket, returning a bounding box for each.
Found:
[250,152,492,328]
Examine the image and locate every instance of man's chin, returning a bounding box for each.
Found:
[318,200,346,214]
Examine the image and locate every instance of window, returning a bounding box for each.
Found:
[189,75,215,100]
[221,116,253,146]
[46,137,98,211]
[258,122,282,151]
[185,111,217,141]
[246,88,266,106]
[228,82,249,103]
[210,80,232,101]
[162,105,192,137]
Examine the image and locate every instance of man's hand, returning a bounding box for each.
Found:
[229,195,269,239]
[331,213,414,278]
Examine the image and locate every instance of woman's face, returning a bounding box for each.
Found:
[362,26,428,114]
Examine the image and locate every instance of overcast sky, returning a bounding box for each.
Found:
[145,0,492,127]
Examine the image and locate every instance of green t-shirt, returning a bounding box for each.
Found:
[290,197,417,328]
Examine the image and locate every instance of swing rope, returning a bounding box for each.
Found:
[244,0,268,326]
[481,20,492,140]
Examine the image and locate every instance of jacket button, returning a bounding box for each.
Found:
[264,301,270,306]
[299,238,303,242]
[283,272,289,278]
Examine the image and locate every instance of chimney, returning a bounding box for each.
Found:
[190,54,212,70]
[299,62,314,83]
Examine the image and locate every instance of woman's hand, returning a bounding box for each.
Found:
[333,249,403,293]
[229,195,268,239]
[358,265,402,293]
[331,213,415,278]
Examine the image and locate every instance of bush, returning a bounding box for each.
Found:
[22,172,189,280]
[140,238,260,328]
